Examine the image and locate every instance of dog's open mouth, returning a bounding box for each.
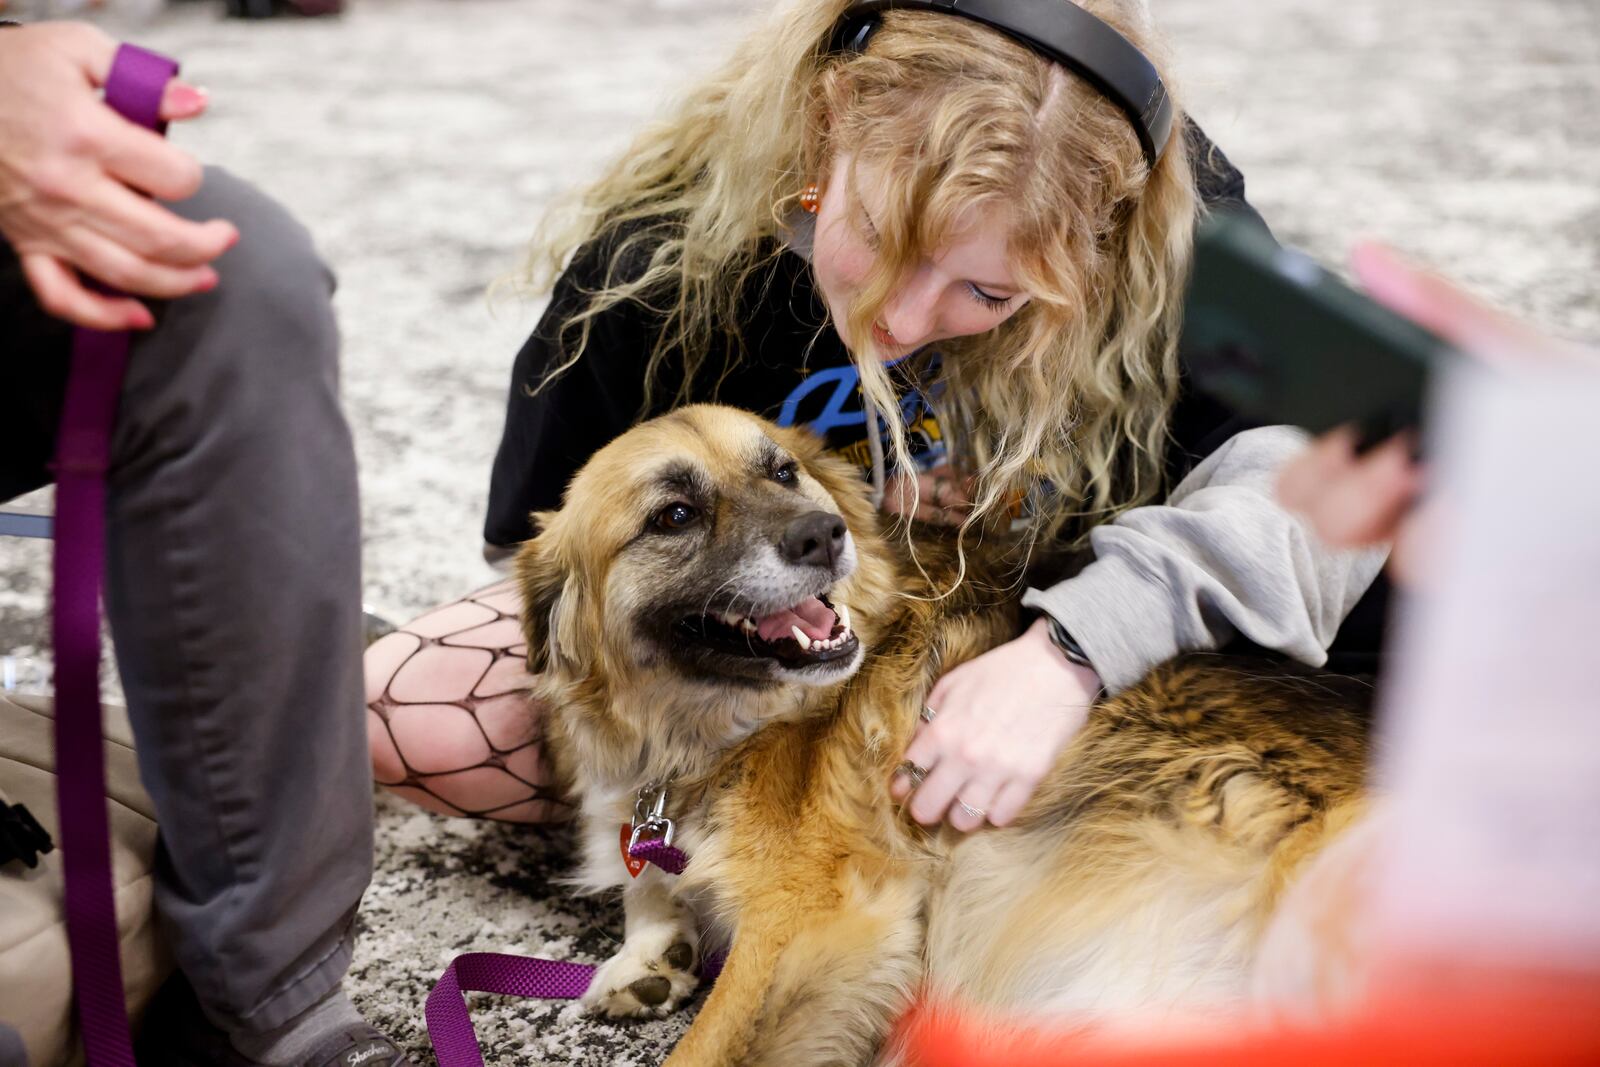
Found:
[674,593,858,668]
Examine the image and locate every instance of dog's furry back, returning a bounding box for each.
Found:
[925,658,1371,1026]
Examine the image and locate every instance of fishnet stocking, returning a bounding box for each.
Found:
[366,578,571,823]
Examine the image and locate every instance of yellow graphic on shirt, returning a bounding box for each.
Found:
[833,411,946,475]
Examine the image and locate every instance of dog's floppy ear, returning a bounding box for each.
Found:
[514,511,590,677]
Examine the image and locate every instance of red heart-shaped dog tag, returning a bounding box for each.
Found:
[620,823,646,878]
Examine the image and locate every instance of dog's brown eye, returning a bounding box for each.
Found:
[655,502,700,531]
[773,461,798,486]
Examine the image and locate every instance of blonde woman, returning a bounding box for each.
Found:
[366,0,1388,832]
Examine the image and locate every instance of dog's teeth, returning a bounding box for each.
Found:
[739,618,757,634]
[838,604,852,634]
[791,625,812,651]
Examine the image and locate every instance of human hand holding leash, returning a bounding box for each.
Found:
[893,617,1099,832]
[0,21,237,331]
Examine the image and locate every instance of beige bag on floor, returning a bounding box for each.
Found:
[0,692,172,1067]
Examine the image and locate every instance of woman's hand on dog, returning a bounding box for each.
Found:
[882,464,972,526]
[893,617,1100,832]
[0,21,237,331]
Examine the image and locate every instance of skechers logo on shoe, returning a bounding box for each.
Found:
[346,1043,393,1066]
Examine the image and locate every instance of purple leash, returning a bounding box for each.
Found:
[426,955,599,1067]
[52,43,179,1067]
[425,828,716,1065]
[426,943,725,1067]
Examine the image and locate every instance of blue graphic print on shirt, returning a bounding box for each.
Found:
[773,358,948,477]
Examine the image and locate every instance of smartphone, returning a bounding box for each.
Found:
[1180,212,1459,439]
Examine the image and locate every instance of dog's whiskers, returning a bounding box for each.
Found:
[730,590,762,655]
[699,575,743,623]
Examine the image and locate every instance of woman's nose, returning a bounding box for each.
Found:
[881,268,942,348]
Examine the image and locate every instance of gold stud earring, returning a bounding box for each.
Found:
[799,182,821,214]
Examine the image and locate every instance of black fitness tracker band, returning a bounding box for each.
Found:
[828,0,1173,169]
[1044,615,1094,670]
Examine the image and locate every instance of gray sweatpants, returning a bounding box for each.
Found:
[0,169,373,1043]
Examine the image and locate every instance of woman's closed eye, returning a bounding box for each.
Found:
[966,283,1013,311]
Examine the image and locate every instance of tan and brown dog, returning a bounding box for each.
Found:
[515,404,1371,1066]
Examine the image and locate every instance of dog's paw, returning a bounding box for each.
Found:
[582,933,700,1018]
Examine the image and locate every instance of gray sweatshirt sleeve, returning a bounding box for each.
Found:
[1021,425,1388,693]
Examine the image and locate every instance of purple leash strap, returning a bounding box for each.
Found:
[426,946,727,1066]
[426,829,719,1066]
[426,954,598,1067]
[52,43,179,1067]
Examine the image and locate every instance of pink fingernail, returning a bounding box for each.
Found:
[129,307,156,330]
[169,84,209,112]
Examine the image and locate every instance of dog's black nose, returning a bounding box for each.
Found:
[779,511,847,568]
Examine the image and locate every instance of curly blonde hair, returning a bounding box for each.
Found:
[514,0,1199,557]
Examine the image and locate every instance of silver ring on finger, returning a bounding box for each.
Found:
[897,760,929,788]
[919,704,937,724]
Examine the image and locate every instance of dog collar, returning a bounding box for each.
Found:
[621,782,689,877]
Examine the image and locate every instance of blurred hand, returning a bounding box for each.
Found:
[882,464,972,526]
[892,617,1098,832]
[1277,242,1584,584]
[1278,425,1431,583]
[0,21,238,331]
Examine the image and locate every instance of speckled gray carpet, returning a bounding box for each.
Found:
[1,0,1597,1062]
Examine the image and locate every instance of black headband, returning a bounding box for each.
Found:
[827,0,1173,169]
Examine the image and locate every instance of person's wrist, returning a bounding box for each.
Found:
[1024,617,1102,698]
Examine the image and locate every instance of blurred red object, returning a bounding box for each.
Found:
[901,974,1600,1067]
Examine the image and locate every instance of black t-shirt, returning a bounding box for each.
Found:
[485,121,1390,671]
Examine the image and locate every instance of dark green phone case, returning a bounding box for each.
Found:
[1181,214,1457,438]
